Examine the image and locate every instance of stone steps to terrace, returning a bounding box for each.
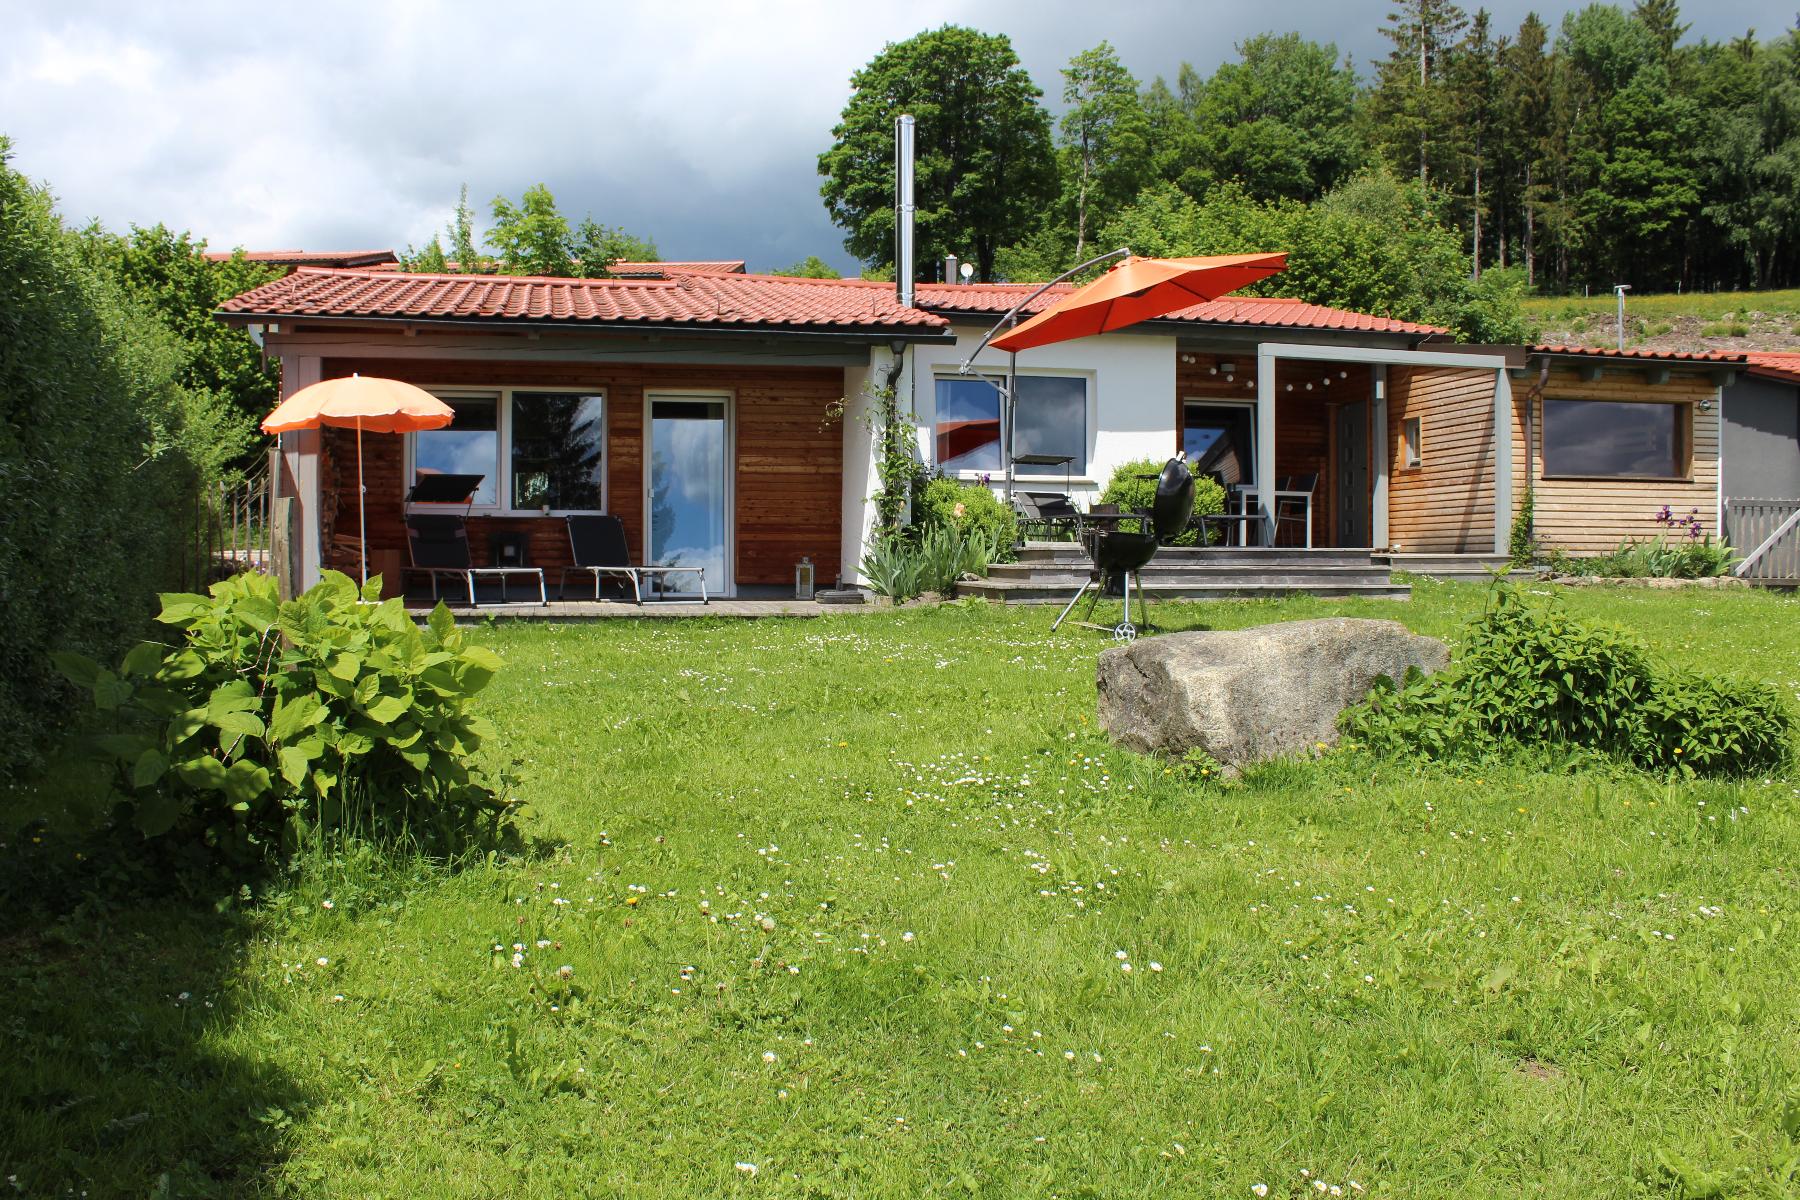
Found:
[962,542,1411,604]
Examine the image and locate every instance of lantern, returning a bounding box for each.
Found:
[795,556,815,600]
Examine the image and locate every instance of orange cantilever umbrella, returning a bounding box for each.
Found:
[990,252,1287,353]
[261,374,455,587]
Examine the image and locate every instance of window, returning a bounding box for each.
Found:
[1542,398,1686,479]
[934,374,1088,475]
[1182,402,1255,487]
[511,392,605,511]
[407,389,608,512]
[411,395,499,506]
[1402,417,1423,469]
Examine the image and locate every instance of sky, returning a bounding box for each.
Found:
[2,1,1793,275]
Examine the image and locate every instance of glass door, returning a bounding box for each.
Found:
[646,394,730,595]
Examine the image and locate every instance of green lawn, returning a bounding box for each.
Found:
[5,582,1800,1198]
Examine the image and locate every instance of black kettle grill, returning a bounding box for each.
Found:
[1052,458,1196,640]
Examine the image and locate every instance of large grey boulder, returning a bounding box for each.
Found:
[1096,618,1449,765]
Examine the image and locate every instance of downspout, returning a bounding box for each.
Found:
[1517,356,1550,558]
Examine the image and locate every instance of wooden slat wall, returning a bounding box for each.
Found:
[317,358,844,586]
[1515,367,1719,554]
[1386,366,1498,553]
[1174,352,1370,546]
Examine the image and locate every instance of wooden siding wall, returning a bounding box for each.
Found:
[1175,352,1373,546]
[1386,366,1498,553]
[316,358,844,586]
[1516,367,1719,554]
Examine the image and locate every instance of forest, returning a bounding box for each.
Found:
[819,1,1800,311]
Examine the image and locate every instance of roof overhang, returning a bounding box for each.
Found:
[1519,347,1740,387]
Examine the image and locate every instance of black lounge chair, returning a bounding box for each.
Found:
[1015,491,1082,541]
[559,514,708,604]
[404,514,546,607]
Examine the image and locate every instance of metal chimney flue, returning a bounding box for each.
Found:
[945,253,959,284]
[895,113,915,309]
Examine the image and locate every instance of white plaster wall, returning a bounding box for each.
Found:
[909,322,1178,501]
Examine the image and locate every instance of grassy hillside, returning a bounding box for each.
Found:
[1523,289,1800,353]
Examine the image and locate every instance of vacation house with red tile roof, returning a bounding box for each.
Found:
[217,261,1754,597]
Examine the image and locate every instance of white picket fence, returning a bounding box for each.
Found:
[1726,498,1800,585]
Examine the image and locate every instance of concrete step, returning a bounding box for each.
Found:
[1373,554,1513,582]
[1014,546,1379,568]
[958,579,1413,604]
[986,563,1398,586]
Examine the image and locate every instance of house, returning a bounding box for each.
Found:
[215,262,1754,600]
[1720,354,1800,582]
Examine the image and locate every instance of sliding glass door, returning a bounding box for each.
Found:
[646,393,731,595]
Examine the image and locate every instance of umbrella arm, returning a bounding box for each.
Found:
[956,246,1131,372]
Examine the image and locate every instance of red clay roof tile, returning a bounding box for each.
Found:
[219,266,1454,339]
[1530,343,1748,364]
[218,266,949,332]
[912,283,1444,334]
[1743,351,1800,384]
[203,249,397,267]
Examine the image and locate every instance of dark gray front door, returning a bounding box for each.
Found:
[1335,401,1370,547]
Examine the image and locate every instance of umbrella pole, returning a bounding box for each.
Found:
[357,416,368,589]
[1004,350,1017,512]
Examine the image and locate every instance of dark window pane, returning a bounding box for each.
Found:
[413,396,498,505]
[1015,376,1086,474]
[511,393,606,511]
[1183,403,1255,487]
[1543,399,1682,478]
[935,378,1002,472]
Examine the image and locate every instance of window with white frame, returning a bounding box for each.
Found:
[934,373,1087,475]
[407,389,607,512]
[1402,417,1423,469]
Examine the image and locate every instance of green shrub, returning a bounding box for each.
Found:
[1343,583,1792,778]
[917,477,1017,558]
[859,535,926,601]
[860,524,999,601]
[0,140,242,783]
[52,571,516,870]
[1699,321,1749,338]
[1098,458,1226,545]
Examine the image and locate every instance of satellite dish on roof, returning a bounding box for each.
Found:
[959,261,974,281]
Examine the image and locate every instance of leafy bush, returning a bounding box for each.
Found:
[859,535,926,602]
[1699,321,1749,338]
[0,140,244,783]
[1343,583,1792,778]
[1098,458,1226,545]
[917,477,1017,558]
[53,571,516,869]
[859,524,999,601]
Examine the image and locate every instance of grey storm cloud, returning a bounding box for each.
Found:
[2,0,1791,274]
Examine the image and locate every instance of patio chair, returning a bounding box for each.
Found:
[1019,491,1081,541]
[1274,474,1318,547]
[560,514,708,604]
[404,514,547,607]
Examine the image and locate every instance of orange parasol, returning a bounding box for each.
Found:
[989,252,1287,353]
[261,375,455,587]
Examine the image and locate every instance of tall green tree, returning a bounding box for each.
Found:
[1058,42,1150,260]
[1368,0,1470,186]
[772,255,842,278]
[1445,10,1502,274]
[818,25,1056,281]
[91,225,283,434]
[488,183,575,276]
[1194,34,1365,203]
[1500,13,1555,284]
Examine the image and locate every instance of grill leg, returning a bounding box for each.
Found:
[1136,572,1151,633]
[1051,579,1094,632]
